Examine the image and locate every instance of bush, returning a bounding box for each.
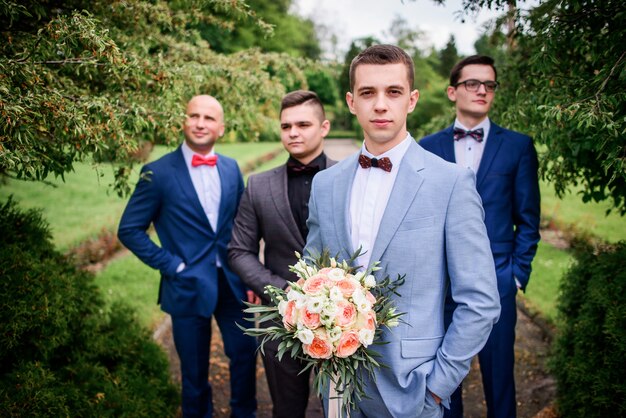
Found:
[550,241,626,417]
[0,197,179,416]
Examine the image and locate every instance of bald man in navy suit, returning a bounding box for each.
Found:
[118,95,257,418]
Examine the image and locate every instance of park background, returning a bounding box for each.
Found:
[1,1,624,417]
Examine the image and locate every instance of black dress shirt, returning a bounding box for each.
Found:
[286,152,327,240]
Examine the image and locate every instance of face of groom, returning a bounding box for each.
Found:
[346,62,419,156]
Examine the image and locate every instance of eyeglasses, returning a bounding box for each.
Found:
[454,79,499,92]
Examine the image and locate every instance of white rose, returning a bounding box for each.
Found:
[327,268,345,282]
[328,286,344,302]
[306,295,326,313]
[358,328,375,346]
[352,289,371,313]
[278,300,287,316]
[364,274,376,288]
[296,328,314,345]
[328,326,343,343]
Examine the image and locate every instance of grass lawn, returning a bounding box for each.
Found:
[519,181,625,322]
[0,142,282,251]
[522,241,574,323]
[96,252,163,328]
[540,180,626,243]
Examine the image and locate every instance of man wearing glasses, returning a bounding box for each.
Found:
[420,55,541,418]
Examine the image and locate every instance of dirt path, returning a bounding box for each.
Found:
[153,139,557,417]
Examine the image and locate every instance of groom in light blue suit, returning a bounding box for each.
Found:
[304,45,501,417]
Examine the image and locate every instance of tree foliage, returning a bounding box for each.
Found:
[200,0,321,59]
[439,0,626,214]
[1,0,310,196]
[437,35,460,78]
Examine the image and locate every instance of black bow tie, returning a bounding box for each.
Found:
[287,161,320,177]
[453,127,484,142]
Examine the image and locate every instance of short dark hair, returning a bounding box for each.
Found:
[349,44,415,92]
[280,90,326,120]
[449,55,498,86]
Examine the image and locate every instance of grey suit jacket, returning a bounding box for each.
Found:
[305,139,500,417]
[228,156,335,302]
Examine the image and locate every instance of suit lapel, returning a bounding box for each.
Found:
[370,141,425,264]
[476,123,505,187]
[441,125,456,163]
[216,154,236,233]
[333,153,359,258]
[171,147,213,230]
[270,165,305,247]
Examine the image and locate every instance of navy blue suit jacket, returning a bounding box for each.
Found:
[118,146,246,317]
[420,123,540,297]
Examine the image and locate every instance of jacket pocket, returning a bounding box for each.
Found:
[398,216,435,231]
[401,336,443,359]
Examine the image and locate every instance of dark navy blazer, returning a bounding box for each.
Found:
[118,146,245,317]
[420,123,540,297]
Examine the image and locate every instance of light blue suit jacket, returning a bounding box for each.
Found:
[304,139,500,417]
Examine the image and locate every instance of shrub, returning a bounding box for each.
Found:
[550,241,626,417]
[0,198,179,416]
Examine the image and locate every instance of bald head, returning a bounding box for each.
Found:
[183,95,225,154]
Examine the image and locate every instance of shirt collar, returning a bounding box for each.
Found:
[286,152,326,169]
[454,117,491,142]
[181,141,216,167]
[361,133,412,171]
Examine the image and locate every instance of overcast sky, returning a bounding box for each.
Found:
[293,0,512,59]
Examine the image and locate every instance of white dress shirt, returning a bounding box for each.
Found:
[453,117,490,173]
[181,141,222,267]
[349,134,412,269]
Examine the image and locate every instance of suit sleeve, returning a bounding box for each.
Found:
[427,168,501,399]
[228,176,293,301]
[117,165,183,277]
[512,139,541,289]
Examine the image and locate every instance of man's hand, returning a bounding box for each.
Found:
[429,390,442,405]
[246,290,261,305]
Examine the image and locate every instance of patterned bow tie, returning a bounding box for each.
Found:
[358,154,393,172]
[191,154,218,167]
[286,161,320,177]
[453,127,484,142]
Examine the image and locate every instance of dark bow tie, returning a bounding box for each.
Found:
[358,154,393,172]
[453,127,484,142]
[287,161,320,177]
[191,154,218,167]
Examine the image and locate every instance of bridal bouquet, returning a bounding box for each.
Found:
[241,249,405,413]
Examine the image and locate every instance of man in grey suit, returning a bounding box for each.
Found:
[304,45,501,418]
[229,90,334,418]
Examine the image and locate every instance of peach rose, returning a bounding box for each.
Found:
[319,267,333,274]
[356,310,376,331]
[282,300,298,329]
[335,300,357,329]
[304,330,333,359]
[302,274,329,295]
[336,330,361,358]
[336,278,360,297]
[296,278,306,287]
[300,307,321,329]
[366,290,376,305]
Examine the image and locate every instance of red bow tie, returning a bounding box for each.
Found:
[191,154,218,167]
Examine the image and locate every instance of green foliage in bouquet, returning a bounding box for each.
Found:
[241,248,405,410]
[550,241,626,417]
[0,197,178,416]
